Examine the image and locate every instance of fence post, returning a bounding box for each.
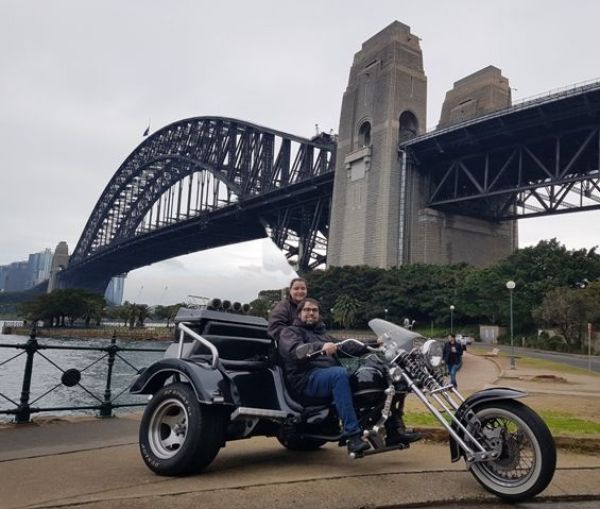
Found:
[100,331,118,418]
[16,325,39,424]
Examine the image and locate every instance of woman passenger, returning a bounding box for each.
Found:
[267,277,308,341]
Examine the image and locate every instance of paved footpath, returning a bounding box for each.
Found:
[1,354,599,509]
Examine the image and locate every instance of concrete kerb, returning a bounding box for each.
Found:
[477,350,505,382]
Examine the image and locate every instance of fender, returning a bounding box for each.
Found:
[130,357,239,406]
[448,387,527,462]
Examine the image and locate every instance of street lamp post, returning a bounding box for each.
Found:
[449,305,455,334]
[384,308,388,321]
[506,280,516,369]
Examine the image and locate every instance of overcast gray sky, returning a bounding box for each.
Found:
[1,0,599,305]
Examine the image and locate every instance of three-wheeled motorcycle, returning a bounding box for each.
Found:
[131,308,556,502]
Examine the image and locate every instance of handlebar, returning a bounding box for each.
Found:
[302,338,381,358]
[339,338,382,353]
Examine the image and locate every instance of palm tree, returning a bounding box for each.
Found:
[332,294,361,329]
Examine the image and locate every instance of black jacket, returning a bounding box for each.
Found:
[443,341,463,366]
[278,319,367,395]
[267,297,298,341]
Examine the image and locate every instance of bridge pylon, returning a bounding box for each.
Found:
[329,21,517,268]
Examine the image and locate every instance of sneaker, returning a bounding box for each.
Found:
[385,429,423,447]
[347,434,370,454]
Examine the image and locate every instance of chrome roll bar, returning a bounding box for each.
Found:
[177,322,219,369]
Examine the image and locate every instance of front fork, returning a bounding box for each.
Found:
[398,367,518,466]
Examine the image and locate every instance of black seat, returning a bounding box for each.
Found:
[272,366,331,412]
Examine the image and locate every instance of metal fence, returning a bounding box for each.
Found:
[0,326,167,423]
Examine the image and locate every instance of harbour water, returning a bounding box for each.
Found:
[0,332,167,421]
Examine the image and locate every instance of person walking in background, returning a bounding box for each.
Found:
[267,277,308,341]
[443,333,464,388]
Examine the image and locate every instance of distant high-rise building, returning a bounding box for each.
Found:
[0,265,7,290]
[26,248,53,289]
[104,275,126,306]
[3,261,30,292]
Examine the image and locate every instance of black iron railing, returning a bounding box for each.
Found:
[0,326,166,423]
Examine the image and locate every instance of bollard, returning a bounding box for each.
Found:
[15,325,39,423]
[100,331,118,418]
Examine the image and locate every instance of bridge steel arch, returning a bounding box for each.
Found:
[62,117,335,292]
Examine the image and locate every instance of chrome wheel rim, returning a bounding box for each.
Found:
[472,407,540,490]
[148,398,189,459]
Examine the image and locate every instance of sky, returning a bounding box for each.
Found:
[1,0,600,305]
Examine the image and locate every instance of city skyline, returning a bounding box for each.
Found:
[2,1,600,304]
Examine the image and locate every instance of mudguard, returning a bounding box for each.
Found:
[448,387,527,462]
[130,357,239,406]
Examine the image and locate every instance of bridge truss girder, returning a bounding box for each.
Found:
[423,124,600,221]
[402,80,600,223]
[266,195,329,272]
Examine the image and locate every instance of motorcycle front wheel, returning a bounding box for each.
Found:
[468,400,556,502]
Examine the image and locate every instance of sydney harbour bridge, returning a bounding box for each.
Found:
[59,23,600,294]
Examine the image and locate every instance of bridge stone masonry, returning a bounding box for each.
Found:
[59,20,600,292]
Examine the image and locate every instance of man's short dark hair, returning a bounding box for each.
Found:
[296,297,320,314]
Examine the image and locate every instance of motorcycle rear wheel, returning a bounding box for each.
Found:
[468,400,556,502]
[139,382,224,476]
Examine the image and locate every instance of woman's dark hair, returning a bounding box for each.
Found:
[296,297,320,314]
[289,277,307,289]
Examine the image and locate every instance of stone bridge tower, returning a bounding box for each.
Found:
[329,21,427,267]
[328,22,516,268]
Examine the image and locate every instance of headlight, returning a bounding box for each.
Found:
[421,339,443,368]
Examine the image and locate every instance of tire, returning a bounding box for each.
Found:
[467,400,556,502]
[277,432,327,451]
[139,382,224,476]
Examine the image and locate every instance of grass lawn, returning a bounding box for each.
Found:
[468,344,599,377]
[516,356,600,377]
[404,408,600,437]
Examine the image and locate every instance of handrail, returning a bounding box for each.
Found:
[177,322,219,369]
[0,330,166,423]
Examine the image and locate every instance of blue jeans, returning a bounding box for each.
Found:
[304,366,361,437]
[448,362,462,388]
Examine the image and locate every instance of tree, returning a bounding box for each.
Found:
[248,298,271,319]
[497,239,600,330]
[153,304,182,327]
[534,284,600,352]
[17,289,105,327]
[105,303,131,327]
[332,294,361,329]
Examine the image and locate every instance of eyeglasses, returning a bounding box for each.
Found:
[302,307,319,313]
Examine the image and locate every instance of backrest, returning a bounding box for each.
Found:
[169,309,275,364]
